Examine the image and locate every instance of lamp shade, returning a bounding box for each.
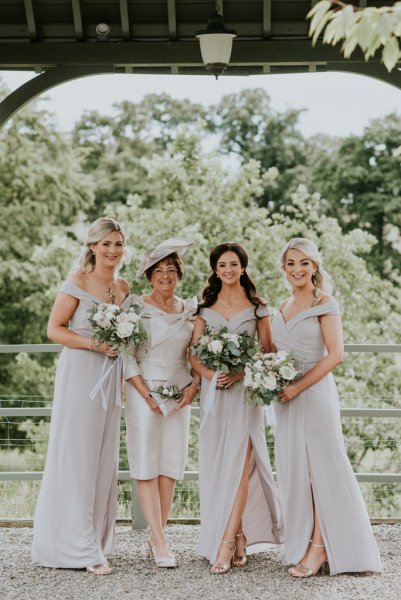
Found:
[196,11,237,78]
[197,32,235,65]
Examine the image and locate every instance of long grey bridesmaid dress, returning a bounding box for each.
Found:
[198,305,283,564]
[272,300,382,575]
[32,281,124,569]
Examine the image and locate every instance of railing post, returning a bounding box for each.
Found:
[131,479,147,529]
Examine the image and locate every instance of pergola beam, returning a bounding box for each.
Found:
[0,40,370,67]
[0,66,114,129]
[263,0,271,37]
[23,0,37,39]
[119,0,130,40]
[71,0,84,40]
[167,0,177,39]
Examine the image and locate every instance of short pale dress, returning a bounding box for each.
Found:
[272,300,382,574]
[32,281,123,569]
[124,297,197,480]
[197,305,284,564]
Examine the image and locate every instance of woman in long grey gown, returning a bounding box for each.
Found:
[32,218,129,575]
[273,237,382,577]
[190,242,283,574]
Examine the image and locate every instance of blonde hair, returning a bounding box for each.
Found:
[280,237,332,294]
[77,217,125,273]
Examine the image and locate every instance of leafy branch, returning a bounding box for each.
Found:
[308,0,401,72]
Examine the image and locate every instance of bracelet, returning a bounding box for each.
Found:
[144,391,153,400]
[89,338,93,351]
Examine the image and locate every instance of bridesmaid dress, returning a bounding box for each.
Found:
[32,281,125,568]
[272,300,382,575]
[124,297,197,480]
[198,305,283,564]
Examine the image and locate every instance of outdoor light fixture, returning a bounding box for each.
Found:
[196,4,237,79]
[95,23,110,40]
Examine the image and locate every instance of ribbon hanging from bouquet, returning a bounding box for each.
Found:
[199,370,220,431]
[90,354,125,410]
[264,405,277,431]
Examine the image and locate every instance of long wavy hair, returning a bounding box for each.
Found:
[197,242,264,315]
[77,217,126,273]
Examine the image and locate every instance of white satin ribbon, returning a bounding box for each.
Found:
[264,404,277,432]
[90,355,125,410]
[199,370,220,431]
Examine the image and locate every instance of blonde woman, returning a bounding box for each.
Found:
[272,237,382,577]
[32,217,129,575]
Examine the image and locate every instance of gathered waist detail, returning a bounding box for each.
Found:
[138,358,188,381]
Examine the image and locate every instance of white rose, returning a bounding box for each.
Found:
[253,372,262,386]
[279,365,297,380]
[116,321,134,339]
[128,312,141,324]
[92,311,103,323]
[162,387,169,395]
[108,304,120,312]
[253,360,263,371]
[105,311,115,320]
[199,335,211,346]
[262,375,277,390]
[222,333,240,347]
[208,340,223,354]
[97,316,111,329]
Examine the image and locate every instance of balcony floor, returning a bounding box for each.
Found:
[0,524,399,599]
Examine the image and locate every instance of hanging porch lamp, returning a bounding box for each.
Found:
[196,7,237,79]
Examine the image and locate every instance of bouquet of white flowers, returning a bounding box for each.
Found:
[152,384,182,417]
[88,301,146,356]
[244,350,298,406]
[191,325,257,376]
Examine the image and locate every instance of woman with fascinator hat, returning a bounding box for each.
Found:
[124,239,199,567]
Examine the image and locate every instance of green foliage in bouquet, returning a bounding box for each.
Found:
[191,325,257,374]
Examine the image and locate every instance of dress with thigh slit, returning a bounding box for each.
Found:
[197,305,283,564]
[272,300,382,575]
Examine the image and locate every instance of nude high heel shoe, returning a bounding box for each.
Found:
[147,536,176,568]
[288,543,329,577]
[232,532,247,567]
[210,540,236,575]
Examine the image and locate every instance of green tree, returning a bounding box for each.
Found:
[73,94,207,216]
[308,114,401,281]
[210,88,307,209]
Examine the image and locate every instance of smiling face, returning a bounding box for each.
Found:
[284,248,317,290]
[215,251,243,287]
[91,230,124,269]
[149,258,179,295]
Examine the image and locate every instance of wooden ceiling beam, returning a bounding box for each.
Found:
[119,0,130,40]
[263,0,271,37]
[167,0,177,39]
[71,0,84,40]
[23,0,37,40]
[0,40,378,67]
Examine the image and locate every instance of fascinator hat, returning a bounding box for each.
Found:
[136,238,194,277]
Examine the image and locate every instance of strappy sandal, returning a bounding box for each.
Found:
[210,539,236,575]
[86,563,113,575]
[232,532,247,567]
[288,543,329,578]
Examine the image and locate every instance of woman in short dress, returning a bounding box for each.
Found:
[273,237,382,577]
[190,242,283,575]
[125,239,199,567]
[32,217,129,575]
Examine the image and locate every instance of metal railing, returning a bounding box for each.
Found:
[1,343,401,527]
